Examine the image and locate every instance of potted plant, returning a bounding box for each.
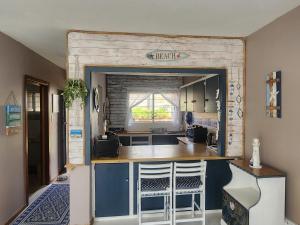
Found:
[63,79,88,108]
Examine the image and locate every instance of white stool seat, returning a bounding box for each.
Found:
[176,176,202,190]
[141,177,170,192]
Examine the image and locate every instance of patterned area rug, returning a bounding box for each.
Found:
[12,184,69,225]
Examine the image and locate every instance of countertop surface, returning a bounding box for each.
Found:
[116,131,185,136]
[230,160,286,178]
[92,141,235,164]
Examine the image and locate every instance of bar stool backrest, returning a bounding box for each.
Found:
[138,163,173,195]
[139,163,173,180]
[174,161,207,185]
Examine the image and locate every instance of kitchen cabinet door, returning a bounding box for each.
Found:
[152,134,185,145]
[95,163,129,217]
[180,88,187,112]
[119,136,131,146]
[186,85,194,112]
[193,81,205,113]
[205,76,219,113]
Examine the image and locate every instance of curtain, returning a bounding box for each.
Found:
[126,89,181,131]
[126,91,152,130]
[160,91,180,127]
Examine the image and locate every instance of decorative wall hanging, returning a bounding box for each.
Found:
[70,129,82,139]
[93,87,100,113]
[3,91,22,135]
[63,55,88,108]
[236,71,243,119]
[146,50,189,61]
[146,41,189,61]
[266,71,281,118]
[216,89,220,141]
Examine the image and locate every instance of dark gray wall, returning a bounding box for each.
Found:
[106,75,183,128]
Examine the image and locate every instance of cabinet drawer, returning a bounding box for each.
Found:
[222,191,249,225]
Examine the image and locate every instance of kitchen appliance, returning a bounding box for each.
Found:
[207,132,217,146]
[186,125,208,143]
[94,132,120,157]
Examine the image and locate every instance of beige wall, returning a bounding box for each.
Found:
[246,6,300,224]
[0,31,65,224]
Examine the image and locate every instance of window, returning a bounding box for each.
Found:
[127,91,180,131]
[27,92,40,112]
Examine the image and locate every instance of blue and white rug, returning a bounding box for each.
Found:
[12,184,69,225]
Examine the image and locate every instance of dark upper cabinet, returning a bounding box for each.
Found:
[179,75,219,113]
[180,87,187,112]
[193,81,205,113]
[205,76,219,113]
[186,86,194,112]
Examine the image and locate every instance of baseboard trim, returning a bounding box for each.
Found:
[94,209,222,222]
[285,218,298,225]
[222,218,298,225]
[4,205,27,225]
[90,217,94,225]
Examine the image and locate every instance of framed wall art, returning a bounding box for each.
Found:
[266,71,281,118]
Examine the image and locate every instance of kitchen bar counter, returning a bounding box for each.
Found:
[116,131,185,136]
[91,142,235,164]
[92,141,235,217]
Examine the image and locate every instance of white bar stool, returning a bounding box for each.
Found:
[173,161,207,225]
[137,163,173,225]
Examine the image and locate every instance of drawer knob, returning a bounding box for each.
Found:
[229,201,235,211]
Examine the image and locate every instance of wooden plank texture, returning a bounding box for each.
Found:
[67,31,245,164]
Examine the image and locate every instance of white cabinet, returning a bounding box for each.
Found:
[221,160,286,225]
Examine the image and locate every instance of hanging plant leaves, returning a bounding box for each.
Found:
[63,79,88,108]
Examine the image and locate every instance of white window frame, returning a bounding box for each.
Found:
[126,90,181,132]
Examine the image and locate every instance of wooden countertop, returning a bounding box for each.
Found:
[116,131,185,136]
[92,142,235,164]
[230,160,286,178]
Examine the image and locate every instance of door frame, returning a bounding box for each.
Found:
[57,89,67,175]
[23,75,50,203]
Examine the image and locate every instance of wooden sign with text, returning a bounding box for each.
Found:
[146,50,189,61]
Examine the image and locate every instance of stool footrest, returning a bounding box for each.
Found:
[175,218,204,223]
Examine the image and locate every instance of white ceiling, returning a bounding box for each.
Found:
[0,0,299,68]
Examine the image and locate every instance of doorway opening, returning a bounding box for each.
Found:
[24,75,50,201]
[57,89,67,175]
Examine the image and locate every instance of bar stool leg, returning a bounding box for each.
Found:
[192,194,195,217]
[173,192,176,224]
[164,196,167,220]
[202,192,206,225]
[169,195,172,225]
[138,191,141,225]
[167,195,171,220]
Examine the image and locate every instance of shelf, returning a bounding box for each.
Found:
[230,160,286,178]
[224,187,260,209]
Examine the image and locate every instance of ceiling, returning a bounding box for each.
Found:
[0,0,299,69]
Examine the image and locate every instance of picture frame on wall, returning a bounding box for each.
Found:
[266,71,281,118]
